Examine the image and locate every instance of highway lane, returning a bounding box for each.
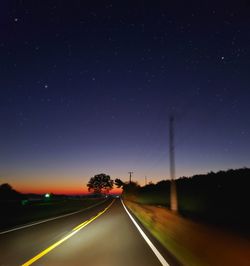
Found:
[0,199,170,266]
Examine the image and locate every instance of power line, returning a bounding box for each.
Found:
[128,172,133,184]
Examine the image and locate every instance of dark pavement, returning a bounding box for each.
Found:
[0,199,166,266]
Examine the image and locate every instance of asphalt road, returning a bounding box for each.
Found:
[0,199,170,266]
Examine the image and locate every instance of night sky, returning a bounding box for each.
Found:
[1,1,249,194]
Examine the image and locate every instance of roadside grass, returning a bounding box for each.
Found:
[124,200,250,266]
[133,193,170,206]
[131,192,220,216]
[0,198,106,230]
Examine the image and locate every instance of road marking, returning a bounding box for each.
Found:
[21,200,115,266]
[0,199,107,235]
[121,199,170,266]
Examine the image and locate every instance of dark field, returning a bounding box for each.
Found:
[0,198,106,231]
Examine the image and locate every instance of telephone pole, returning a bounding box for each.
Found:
[169,115,178,212]
[128,171,133,184]
[145,176,147,185]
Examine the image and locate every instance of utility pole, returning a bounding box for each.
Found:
[169,115,178,212]
[128,172,133,184]
[145,176,147,186]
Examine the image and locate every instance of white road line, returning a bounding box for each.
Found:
[121,199,170,266]
[0,199,107,235]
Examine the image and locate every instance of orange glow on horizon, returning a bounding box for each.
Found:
[16,185,122,195]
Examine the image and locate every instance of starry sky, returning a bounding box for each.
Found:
[0,1,249,194]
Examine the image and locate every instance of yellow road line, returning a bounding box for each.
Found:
[22,199,115,266]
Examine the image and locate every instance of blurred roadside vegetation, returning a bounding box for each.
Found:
[119,168,250,235]
[125,200,250,266]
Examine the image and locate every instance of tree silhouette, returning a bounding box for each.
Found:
[0,183,22,200]
[115,178,124,188]
[87,173,114,194]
